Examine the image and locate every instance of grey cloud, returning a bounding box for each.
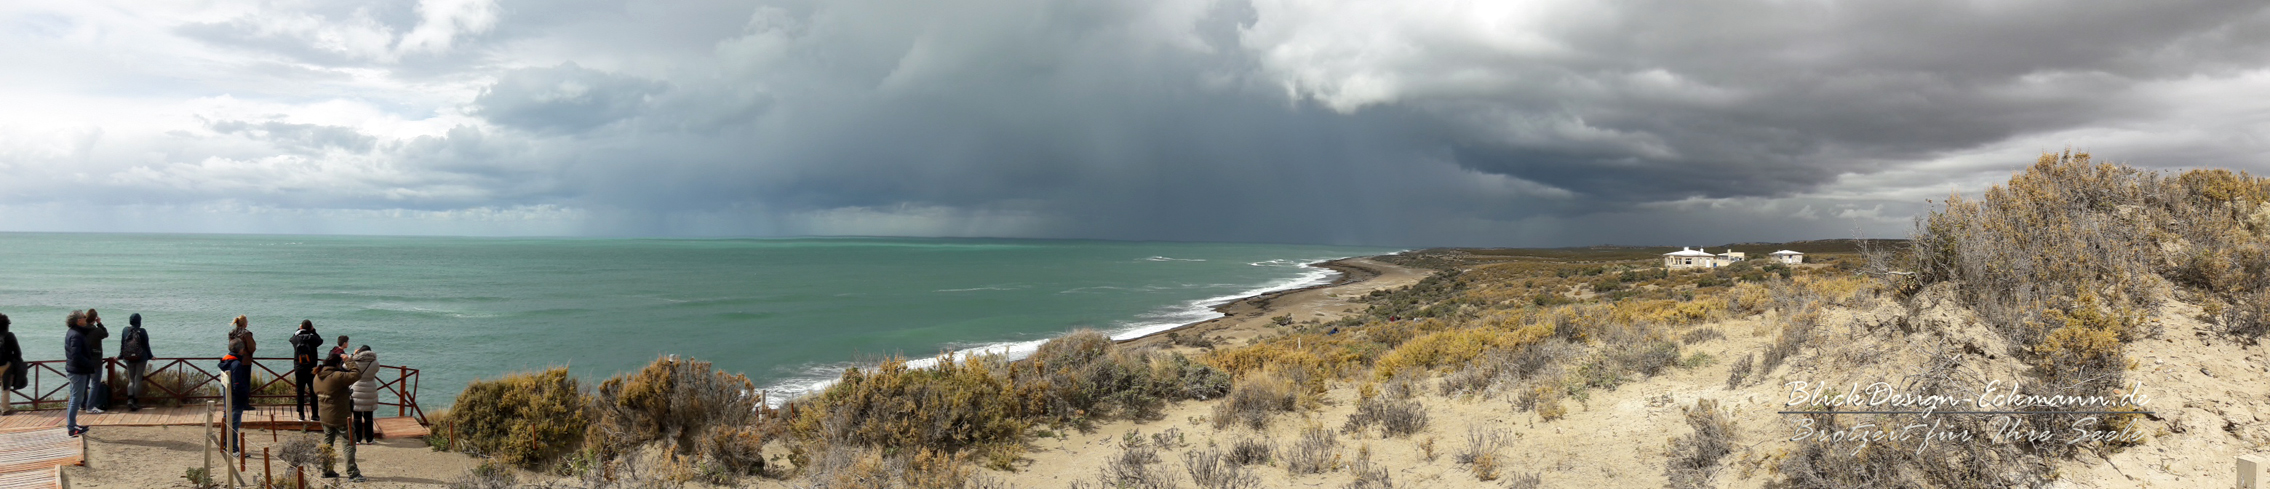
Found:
[209,120,378,154]
[473,63,668,133]
[17,0,2270,246]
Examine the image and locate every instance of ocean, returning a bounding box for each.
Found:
[0,233,1390,409]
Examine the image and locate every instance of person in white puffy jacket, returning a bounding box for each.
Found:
[348,346,380,444]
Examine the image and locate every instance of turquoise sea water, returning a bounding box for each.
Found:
[0,233,1390,409]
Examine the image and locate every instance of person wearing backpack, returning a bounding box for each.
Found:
[119,313,154,411]
[289,321,324,421]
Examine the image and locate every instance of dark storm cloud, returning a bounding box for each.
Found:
[12,0,2270,245]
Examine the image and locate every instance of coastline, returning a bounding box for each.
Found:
[1118,256,1427,352]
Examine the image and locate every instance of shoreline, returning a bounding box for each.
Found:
[758,255,1414,404]
[1118,256,1425,351]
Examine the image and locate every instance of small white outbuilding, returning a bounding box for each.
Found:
[1663,247,1717,269]
[1770,250,1803,265]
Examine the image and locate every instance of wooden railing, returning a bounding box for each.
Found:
[4,356,425,425]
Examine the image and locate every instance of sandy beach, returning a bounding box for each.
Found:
[1122,257,1428,353]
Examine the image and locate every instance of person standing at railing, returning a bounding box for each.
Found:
[218,338,254,454]
[314,353,366,482]
[1,313,21,416]
[64,310,108,436]
[289,320,324,422]
[348,345,378,444]
[228,315,256,357]
[119,313,154,412]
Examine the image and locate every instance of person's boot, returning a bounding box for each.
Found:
[127,396,140,412]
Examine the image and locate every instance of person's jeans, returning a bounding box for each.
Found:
[66,373,92,430]
[124,361,147,402]
[323,425,361,477]
[228,408,244,452]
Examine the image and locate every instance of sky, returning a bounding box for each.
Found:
[3,0,2268,247]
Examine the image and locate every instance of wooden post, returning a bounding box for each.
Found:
[201,402,213,485]
[262,447,272,488]
[296,466,307,489]
[223,383,238,489]
[270,413,278,442]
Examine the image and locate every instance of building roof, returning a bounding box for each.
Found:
[1664,247,1716,257]
[1770,250,1803,256]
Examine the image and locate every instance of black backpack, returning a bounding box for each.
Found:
[122,329,150,361]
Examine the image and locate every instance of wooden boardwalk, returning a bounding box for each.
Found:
[0,429,77,489]
[0,405,426,439]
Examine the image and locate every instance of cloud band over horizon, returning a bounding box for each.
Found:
[4,0,2268,247]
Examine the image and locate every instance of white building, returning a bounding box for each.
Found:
[1716,250,1747,267]
[1663,247,1716,269]
[1770,250,1803,265]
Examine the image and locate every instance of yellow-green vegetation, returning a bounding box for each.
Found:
[440,368,588,469]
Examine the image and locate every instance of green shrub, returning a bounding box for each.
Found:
[442,368,589,469]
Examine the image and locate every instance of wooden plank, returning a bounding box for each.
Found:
[374,417,428,439]
[0,428,80,486]
[0,466,61,489]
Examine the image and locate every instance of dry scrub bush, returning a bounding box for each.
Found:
[1099,432,1178,489]
[1286,425,1341,475]
[1212,371,1297,430]
[444,367,589,469]
[587,355,767,478]
[1678,328,1724,345]
[1344,447,1392,489]
[1663,399,1734,489]
[1458,428,1509,481]
[1226,438,1273,466]
[1755,310,1819,380]
[1725,353,1753,390]
[796,444,1006,489]
[791,354,1024,454]
[1901,153,2270,390]
[1184,448,1260,489]
[1500,472,1543,489]
[2216,288,2270,343]
[1341,396,1428,438]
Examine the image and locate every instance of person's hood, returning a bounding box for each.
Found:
[130,313,141,327]
[353,349,377,363]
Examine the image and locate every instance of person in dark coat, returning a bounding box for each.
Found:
[314,354,366,481]
[289,320,324,421]
[64,310,108,436]
[119,313,154,411]
[217,339,255,454]
[1,313,22,416]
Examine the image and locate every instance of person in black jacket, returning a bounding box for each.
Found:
[119,313,154,411]
[1,313,22,416]
[289,320,324,421]
[218,339,254,454]
[64,310,108,437]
